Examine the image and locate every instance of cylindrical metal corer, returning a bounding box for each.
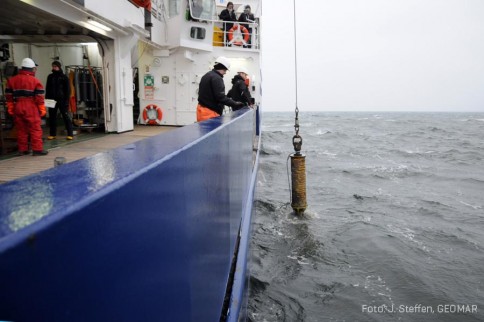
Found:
[291,152,307,215]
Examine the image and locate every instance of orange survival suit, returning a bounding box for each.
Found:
[5,69,46,153]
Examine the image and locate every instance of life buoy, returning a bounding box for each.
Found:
[143,104,163,125]
[129,0,151,10]
[227,24,250,46]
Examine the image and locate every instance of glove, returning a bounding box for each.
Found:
[38,104,46,117]
[7,101,14,116]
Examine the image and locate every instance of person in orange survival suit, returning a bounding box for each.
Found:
[197,56,244,122]
[5,58,48,156]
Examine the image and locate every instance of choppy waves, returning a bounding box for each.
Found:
[249,112,484,322]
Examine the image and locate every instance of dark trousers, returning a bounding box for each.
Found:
[49,103,73,137]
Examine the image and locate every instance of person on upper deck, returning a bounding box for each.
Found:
[238,5,255,48]
[219,2,237,45]
[197,56,244,122]
[228,66,252,111]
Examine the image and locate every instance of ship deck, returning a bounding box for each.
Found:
[0,125,176,184]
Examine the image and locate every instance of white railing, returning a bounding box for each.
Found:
[214,21,259,50]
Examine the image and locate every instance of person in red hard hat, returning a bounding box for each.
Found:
[5,58,48,156]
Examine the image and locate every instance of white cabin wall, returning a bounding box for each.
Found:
[150,0,183,48]
[102,37,135,133]
[150,16,172,47]
[173,51,209,124]
[180,21,214,52]
[84,0,145,31]
[138,46,175,125]
[137,47,260,126]
[11,43,101,87]
[11,44,31,69]
[86,44,103,67]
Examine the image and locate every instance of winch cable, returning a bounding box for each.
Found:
[289,0,307,215]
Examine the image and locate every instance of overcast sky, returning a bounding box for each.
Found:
[260,0,484,112]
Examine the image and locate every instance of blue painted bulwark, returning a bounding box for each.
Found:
[0,109,258,322]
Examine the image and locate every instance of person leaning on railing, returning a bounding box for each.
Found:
[197,57,244,122]
[219,1,237,46]
[238,5,255,48]
[228,67,253,111]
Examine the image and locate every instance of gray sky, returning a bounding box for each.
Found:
[260,0,484,112]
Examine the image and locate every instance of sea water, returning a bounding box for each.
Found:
[248,112,484,322]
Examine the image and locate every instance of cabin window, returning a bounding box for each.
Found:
[149,0,180,19]
[190,27,206,39]
[188,0,217,21]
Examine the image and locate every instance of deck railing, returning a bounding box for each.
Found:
[0,108,259,322]
[213,21,259,50]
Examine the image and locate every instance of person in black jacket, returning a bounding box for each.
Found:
[45,61,74,140]
[219,2,237,45]
[197,56,244,122]
[238,5,256,48]
[228,66,252,111]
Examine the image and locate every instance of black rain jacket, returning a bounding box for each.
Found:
[45,70,70,108]
[228,74,251,110]
[198,69,239,115]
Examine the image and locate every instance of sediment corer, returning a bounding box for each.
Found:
[290,107,307,215]
[291,152,307,215]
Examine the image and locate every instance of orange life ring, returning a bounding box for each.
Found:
[129,0,151,10]
[143,104,163,125]
[227,25,250,46]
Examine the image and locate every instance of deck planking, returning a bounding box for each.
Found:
[0,125,176,184]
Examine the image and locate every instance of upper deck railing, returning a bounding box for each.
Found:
[186,1,260,51]
[213,21,260,50]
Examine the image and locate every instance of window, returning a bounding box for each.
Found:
[188,0,217,21]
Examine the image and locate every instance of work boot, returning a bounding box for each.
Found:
[47,136,56,140]
[66,136,73,140]
[32,150,49,156]
[17,151,30,156]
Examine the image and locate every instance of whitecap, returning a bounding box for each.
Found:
[320,150,337,157]
[459,200,482,210]
[386,224,430,252]
[364,275,394,304]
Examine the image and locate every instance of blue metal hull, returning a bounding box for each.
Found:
[0,109,259,321]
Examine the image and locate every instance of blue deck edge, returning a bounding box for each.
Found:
[0,108,260,322]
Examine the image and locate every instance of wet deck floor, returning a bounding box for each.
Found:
[0,125,176,184]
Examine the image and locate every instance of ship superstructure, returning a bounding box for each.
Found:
[0,0,261,130]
